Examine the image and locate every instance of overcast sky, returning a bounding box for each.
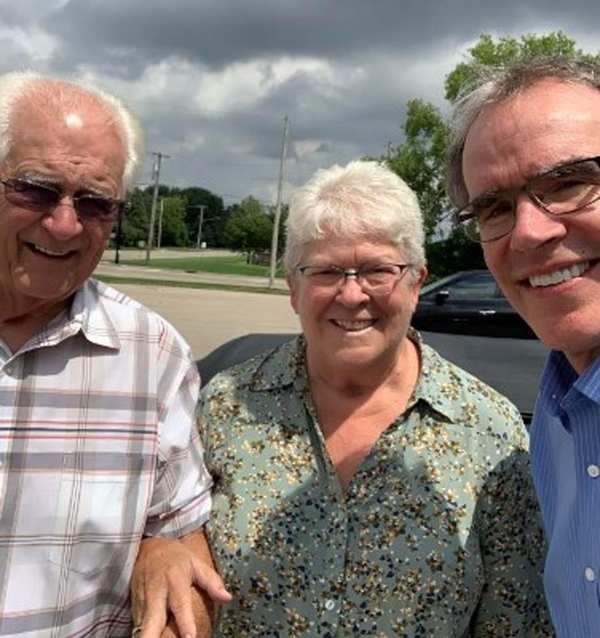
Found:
[3,0,600,207]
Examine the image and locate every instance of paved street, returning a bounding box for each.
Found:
[109,282,300,359]
[95,252,298,358]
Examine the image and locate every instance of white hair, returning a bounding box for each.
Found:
[0,70,144,194]
[284,160,426,273]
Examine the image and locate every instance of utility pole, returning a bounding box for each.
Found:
[157,198,164,249]
[145,152,170,265]
[268,115,289,288]
[196,204,208,250]
[187,204,208,250]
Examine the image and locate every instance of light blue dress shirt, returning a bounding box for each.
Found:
[531,351,600,637]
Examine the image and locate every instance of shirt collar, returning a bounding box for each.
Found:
[408,329,464,422]
[248,335,304,392]
[539,349,600,413]
[248,329,461,422]
[572,355,600,403]
[22,279,122,355]
[69,279,121,350]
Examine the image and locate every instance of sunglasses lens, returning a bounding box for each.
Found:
[6,181,59,211]
[77,197,120,221]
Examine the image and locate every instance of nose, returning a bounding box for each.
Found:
[509,193,567,251]
[335,275,369,306]
[40,198,83,240]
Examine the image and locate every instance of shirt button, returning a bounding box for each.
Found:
[588,465,600,478]
[585,567,596,582]
[324,599,336,611]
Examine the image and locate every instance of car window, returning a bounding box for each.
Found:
[437,272,498,299]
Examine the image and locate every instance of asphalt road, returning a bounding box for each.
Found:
[108,282,300,359]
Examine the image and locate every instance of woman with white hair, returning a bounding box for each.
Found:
[133,161,551,637]
[194,161,551,636]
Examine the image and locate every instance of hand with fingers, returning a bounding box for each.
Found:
[131,530,232,638]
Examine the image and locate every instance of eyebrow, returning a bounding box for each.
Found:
[530,156,588,178]
[19,173,58,185]
[473,156,593,201]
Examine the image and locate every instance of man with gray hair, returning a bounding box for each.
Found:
[0,71,228,637]
[449,57,600,636]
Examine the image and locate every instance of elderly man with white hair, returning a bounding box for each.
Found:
[0,71,229,637]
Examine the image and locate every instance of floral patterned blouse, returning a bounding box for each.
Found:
[200,333,552,637]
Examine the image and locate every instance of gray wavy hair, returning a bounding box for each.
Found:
[284,160,426,274]
[446,57,600,207]
[0,70,144,194]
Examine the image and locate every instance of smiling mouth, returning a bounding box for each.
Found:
[331,319,377,331]
[27,242,75,258]
[528,261,591,288]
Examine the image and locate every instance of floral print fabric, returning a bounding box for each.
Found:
[200,333,551,637]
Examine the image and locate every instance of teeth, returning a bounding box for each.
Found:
[33,244,71,257]
[529,262,589,288]
[333,319,374,331]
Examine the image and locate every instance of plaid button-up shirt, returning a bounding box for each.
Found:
[0,279,212,637]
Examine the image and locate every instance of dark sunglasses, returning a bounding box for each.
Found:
[1,178,126,222]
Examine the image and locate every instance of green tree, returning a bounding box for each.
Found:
[179,187,226,248]
[445,32,596,102]
[116,184,230,249]
[386,99,448,240]
[121,188,150,247]
[159,196,189,247]
[384,31,600,279]
[223,196,273,260]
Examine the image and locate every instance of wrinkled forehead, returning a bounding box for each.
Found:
[13,81,116,126]
[4,87,127,187]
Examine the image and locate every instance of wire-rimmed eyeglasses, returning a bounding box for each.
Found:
[455,155,600,242]
[298,263,412,293]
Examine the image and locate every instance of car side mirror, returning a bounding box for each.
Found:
[435,290,450,306]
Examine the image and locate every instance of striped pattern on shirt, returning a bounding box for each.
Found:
[530,351,600,638]
[0,279,211,638]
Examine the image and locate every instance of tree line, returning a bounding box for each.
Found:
[119,186,286,262]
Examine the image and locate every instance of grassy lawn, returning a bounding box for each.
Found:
[122,255,285,279]
[96,275,289,295]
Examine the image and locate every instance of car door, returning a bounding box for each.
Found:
[413,271,504,336]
